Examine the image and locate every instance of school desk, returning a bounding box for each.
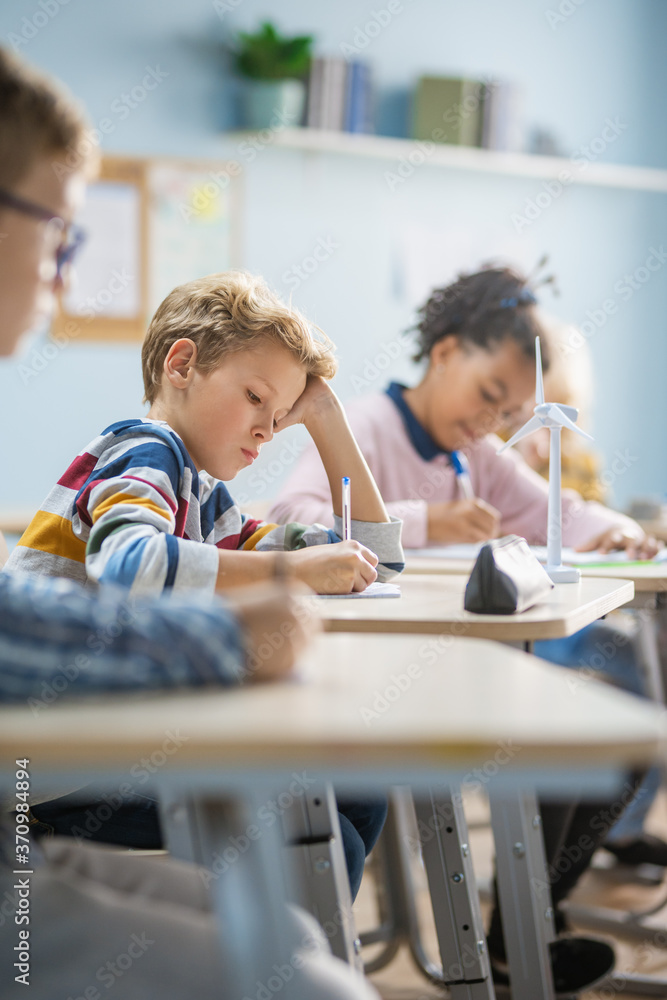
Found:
[404,551,667,598]
[1,632,664,1000]
[312,574,640,998]
[400,552,667,987]
[313,573,634,646]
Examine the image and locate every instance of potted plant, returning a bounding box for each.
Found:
[234,22,313,130]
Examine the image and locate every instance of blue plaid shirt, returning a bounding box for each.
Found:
[0,572,246,705]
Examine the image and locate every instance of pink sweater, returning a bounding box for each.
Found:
[270,388,636,549]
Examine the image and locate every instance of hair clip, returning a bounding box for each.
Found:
[499,289,537,309]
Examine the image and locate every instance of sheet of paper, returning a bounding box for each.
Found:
[313,581,401,599]
[64,182,140,318]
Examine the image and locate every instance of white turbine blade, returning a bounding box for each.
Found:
[550,404,594,441]
[497,414,544,453]
[557,404,579,423]
[535,336,545,405]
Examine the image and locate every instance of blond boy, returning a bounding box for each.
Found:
[8,271,404,594]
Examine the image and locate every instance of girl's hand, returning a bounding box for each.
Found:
[275,376,340,433]
[576,528,661,560]
[286,540,378,593]
[427,499,501,543]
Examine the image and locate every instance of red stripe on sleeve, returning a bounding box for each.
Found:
[57,451,98,490]
[239,518,261,546]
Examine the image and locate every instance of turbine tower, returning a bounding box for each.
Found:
[498,336,593,583]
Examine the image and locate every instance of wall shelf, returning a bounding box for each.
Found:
[228,127,667,195]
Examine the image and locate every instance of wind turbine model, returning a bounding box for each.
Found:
[498,336,593,583]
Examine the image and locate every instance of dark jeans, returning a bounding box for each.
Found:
[31,789,387,902]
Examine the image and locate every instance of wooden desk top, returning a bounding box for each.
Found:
[314,574,634,640]
[405,554,667,595]
[0,635,663,776]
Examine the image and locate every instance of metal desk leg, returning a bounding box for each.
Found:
[360,789,419,972]
[161,788,309,1000]
[415,785,495,999]
[160,782,360,971]
[362,787,495,998]
[489,789,556,1000]
[282,784,361,970]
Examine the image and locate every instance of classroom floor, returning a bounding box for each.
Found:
[356,789,667,1000]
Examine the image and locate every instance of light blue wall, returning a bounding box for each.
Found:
[1,0,665,511]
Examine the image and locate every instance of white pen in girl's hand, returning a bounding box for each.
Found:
[342,476,352,540]
[451,451,475,500]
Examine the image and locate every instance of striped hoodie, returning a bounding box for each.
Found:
[6,419,404,595]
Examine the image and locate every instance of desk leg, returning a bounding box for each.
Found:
[489,789,556,1000]
[282,784,361,969]
[415,785,496,1000]
[161,787,311,1000]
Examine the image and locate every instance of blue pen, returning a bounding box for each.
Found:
[450,451,475,500]
[341,476,352,540]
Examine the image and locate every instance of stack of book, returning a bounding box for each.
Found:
[412,75,523,151]
[307,57,373,133]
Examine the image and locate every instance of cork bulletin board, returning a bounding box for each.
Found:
[52,154,242,343]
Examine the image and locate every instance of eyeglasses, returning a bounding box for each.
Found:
[0,187,87,278]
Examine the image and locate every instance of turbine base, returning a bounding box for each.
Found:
[546,564,581,584]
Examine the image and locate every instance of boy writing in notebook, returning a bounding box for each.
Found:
[8,270,401,897]
[8,270,404,594]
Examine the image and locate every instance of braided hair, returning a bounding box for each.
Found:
[412,265,550,372]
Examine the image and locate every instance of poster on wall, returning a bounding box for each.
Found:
[52,155,242,343]
[149,162,240,314]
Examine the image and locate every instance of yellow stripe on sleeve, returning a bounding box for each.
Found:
[90,493,173,525]
[242,523,277,550]
[17,510,87,564]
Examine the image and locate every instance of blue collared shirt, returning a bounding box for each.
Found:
[384,382,451,462]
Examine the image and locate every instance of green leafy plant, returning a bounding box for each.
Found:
[234,22,313,81]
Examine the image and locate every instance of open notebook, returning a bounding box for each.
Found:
[314,581,401,599]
